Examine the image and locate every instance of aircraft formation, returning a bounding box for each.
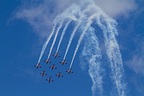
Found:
[34,53,73,83]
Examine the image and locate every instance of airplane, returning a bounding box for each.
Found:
[46,76,54,83]
[44,58,51,64]
[66,68,73,74]
[49,64,57,70]
[60,60,67,65]
[34,63,41,69]
[55,72,63,78]
[53,52,60,58]
[40,70,47,77]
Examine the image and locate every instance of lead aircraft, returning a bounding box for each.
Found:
[55,72,63,78]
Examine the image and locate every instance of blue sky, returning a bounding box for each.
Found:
[0,0,144,96]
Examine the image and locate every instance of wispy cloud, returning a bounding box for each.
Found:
[16,2,54,38]
[15,0,77,38]
[127,40,144,74]
[113,0,144,75]
[128,55,144,74]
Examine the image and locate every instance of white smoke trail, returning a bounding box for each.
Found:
[63,20,82,61]
[37,4,80,64]
[69,13,97,68]
[47,20,63,59]
[37,1,126,96]
[62,5,92,61]
[56,20,72,53]
[94,5,126,96]
[81,27,103,96]
[96,17,126,96]
[37,23,56,64]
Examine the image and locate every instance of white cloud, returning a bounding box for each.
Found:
[16,1,55,38]
[15,0,137,38]
[15,0,79,38]
[128,55,144,74]
[93,0,137,17]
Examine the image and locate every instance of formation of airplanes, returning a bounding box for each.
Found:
[35,52,74,83]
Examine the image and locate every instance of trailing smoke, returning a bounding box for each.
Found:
[37,2,127,96]
[16,0,130,96]
[81,27,103,96]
